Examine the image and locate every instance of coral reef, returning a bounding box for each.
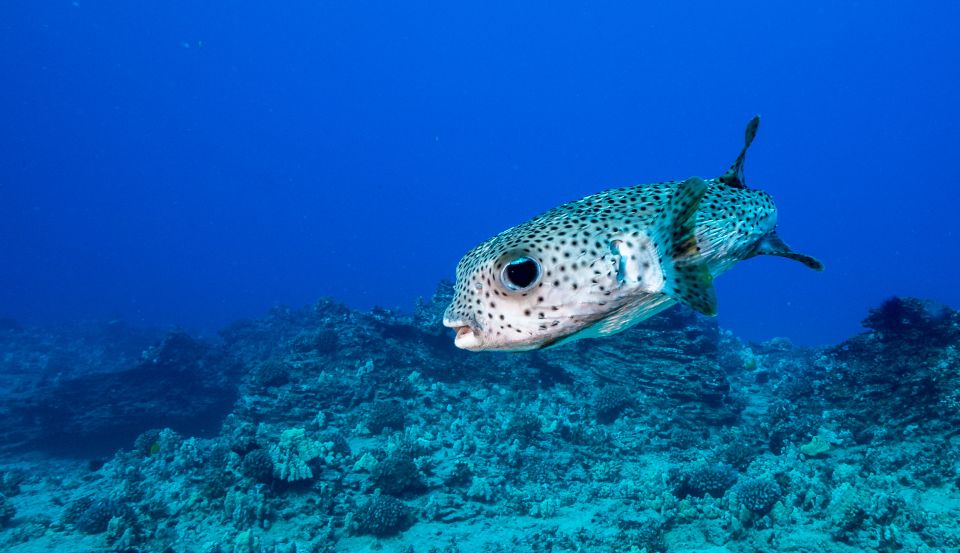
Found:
[593,384,633,423]
[352,494,412,537]
[673,462,738,498]
[366,400,406,435]
[370,455,425,496]
[819,297,960,432]
[240,449,275,484]
[737,477,781,514]
[70,498,134,535]
[0,291,958,552]
[268,427,322,482]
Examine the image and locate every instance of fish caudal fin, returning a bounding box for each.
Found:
[655,176,718,316]
[751,231,824,271]
[718,115,760,189]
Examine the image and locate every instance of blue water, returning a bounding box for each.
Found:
[1,1,958,345]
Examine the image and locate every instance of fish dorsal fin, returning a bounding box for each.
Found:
[652,176,718,317]
[718,115,760,189]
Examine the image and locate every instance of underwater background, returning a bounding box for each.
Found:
[1,1,959,552]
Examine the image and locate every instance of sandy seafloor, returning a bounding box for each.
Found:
[0,285,958,552]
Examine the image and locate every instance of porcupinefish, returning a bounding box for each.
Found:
[443,116,822,351]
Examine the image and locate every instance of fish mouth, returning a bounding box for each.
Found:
[443,318,483,350]
[453,325,482,350]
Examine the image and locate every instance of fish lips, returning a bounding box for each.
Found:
[453,325,482,350]
[443,318,484,350]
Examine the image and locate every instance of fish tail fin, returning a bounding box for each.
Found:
[654,176,718,316]
[718,115,760,189]
[751,231,824,271]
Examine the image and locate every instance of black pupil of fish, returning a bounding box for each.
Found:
[505,258,539,289]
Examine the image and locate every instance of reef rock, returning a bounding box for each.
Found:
[2,293,959,553]
[818,297,960,434]
[0,330,241,456]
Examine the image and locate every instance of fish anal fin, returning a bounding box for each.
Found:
[719,115,760,189]
[752,231,824,271]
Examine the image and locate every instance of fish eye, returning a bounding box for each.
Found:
[501,256,541,291]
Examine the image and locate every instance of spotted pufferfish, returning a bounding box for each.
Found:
[443,117,823,351]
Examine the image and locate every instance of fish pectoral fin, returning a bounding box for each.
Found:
[654,176,719,317]
[665,176,707,259]
[752,231,824,271]
[718,115,760,189]
[669,262,718,317]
